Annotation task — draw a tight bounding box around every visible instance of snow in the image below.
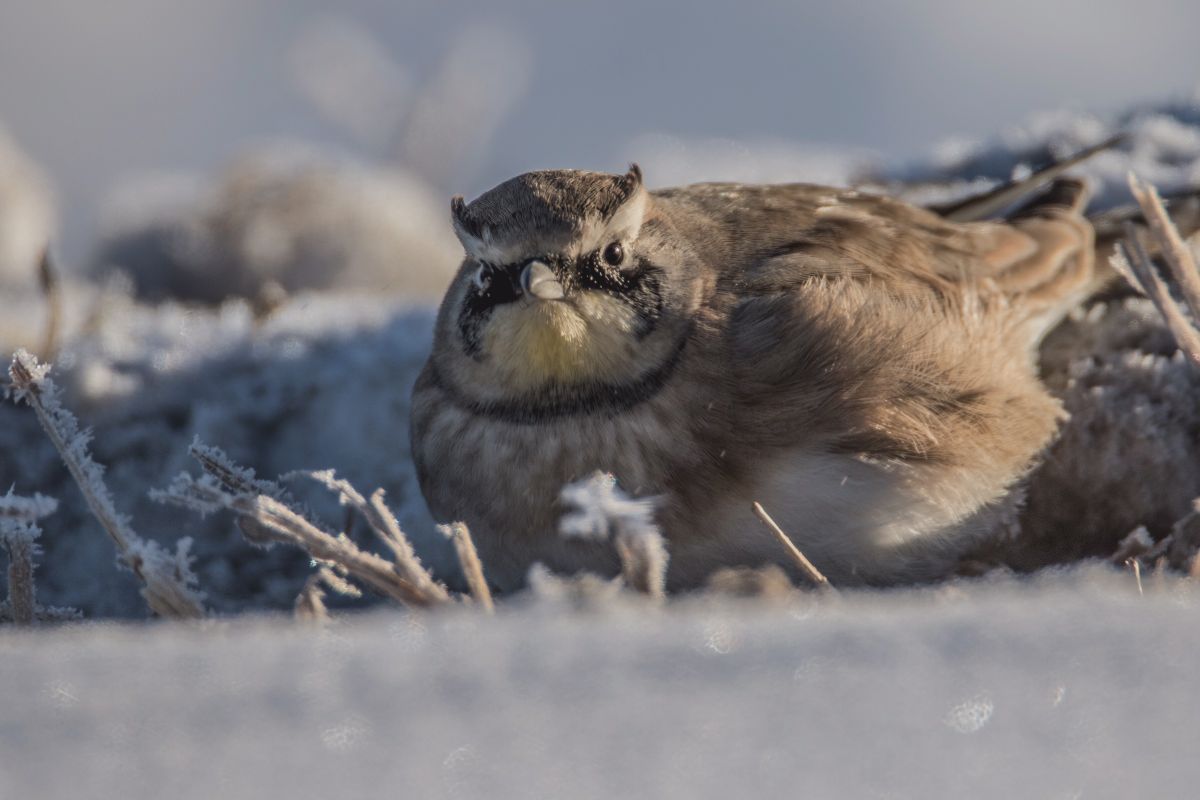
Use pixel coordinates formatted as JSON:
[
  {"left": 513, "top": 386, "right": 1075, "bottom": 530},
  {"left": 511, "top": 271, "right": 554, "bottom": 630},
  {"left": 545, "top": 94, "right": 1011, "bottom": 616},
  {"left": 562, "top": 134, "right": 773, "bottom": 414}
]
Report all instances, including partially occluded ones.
[
  {"left": 1, "top": 568, "right": 1198, "bottom": 798},
  {"left": 1, "top": 4, "right": 1200, "bottom": 790}
]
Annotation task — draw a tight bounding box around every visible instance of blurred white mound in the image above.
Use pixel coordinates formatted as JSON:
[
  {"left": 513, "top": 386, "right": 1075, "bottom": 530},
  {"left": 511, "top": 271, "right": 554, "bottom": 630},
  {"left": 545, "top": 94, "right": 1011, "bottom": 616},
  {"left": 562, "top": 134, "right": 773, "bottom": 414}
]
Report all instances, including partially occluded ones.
[
  {"left": 874, "top": 101, "right": 1200, "bottom": 212},
  {"left": 92, "top": 145, "right": 460, "bottom": 304},
  {"left": 0, "top": 126, "right": 54, "bottom": 289},
  {"left": 0, "top": 126, "right": 61, "bottom": 354}
]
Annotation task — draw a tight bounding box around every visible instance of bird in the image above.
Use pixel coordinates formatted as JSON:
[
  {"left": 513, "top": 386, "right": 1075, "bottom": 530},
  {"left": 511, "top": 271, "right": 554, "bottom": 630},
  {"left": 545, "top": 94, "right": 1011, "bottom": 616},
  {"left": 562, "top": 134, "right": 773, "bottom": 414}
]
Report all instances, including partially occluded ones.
[{"left": 410, "top": 147, "right": 1123, "bottom": 592}]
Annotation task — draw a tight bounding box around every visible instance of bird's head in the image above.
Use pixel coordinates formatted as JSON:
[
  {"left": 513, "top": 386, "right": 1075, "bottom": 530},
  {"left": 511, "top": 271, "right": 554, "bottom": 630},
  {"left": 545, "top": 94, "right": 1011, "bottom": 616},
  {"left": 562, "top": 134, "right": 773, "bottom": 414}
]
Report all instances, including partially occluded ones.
[{"left": 428, "top": 166, "right": 702, "bottom": 415}]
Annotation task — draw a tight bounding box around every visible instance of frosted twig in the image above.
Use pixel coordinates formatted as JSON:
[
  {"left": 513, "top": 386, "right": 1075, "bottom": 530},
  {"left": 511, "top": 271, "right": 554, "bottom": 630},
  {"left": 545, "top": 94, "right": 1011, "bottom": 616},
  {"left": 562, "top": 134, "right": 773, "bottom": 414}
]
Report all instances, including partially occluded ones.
[
  {"left": 0, "top": 490, "right": 55, "bottom": 626},
  {"left": 1117, "top": 229, "right": 1200, "bottom": 367},
  {"left": 0, "top": 490, "right": 58, "bottom": 521},
  {"left": 560, "top": 472, "right": 669, "bottom": 599},
  {"left": 8, "top": 350, "right": 205, "bottom": 619},
  {"left": 4, "top": 532, "right": 35, "bottom": 624},
  {"left": 1127, "top": 172, "right": 1200, "bottom": 324},
  {"left": 294, "top": 565, "right": 360, "bottom": 623},
  {"left": 752, "top": 502, "right": 835, "bottom": 592},
  {"left": 1116, "top": 173, "right": 1200, "bottom": 370},
  {"left": 613, "top": 531, "right": 669, "bottom": 598},
  {"left": 0, "top": 508, "right": 42, "bottom": 626},
  {"left": 294, "top": 573, "right": 329, "bottom": 623},
  {"left": 0, "top": 491, "right": 82, "bottom": 625},
  {"left": 300, "top": 470, "right": 449, "bottom": 604},
  {"left": 238, "top": 494, "right": 446, "bottom": 607},
  {"left": 157, "top": 451, "right": 450, "bottom": 609},
  {"left": 440, "top": 522, "right": 493, "bottom": 612},
  {"left": 190, "top": 439, "right": 289, "bottom": 500}
]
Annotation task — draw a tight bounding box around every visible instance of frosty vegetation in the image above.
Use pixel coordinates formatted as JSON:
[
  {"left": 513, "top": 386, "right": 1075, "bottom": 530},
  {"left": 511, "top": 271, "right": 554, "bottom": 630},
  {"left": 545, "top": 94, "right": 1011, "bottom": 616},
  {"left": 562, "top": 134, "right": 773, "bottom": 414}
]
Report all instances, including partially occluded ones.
[{"left": 2, "top": 99, "right": 1200, "bottom": 620}]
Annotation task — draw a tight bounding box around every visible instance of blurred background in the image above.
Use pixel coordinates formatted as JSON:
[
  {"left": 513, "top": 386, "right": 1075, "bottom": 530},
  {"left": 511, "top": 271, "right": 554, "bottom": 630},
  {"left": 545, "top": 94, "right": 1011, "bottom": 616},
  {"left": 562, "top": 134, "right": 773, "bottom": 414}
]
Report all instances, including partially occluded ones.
[{"left": 2, "top": 0, "right": 1199, "bottom": 266}]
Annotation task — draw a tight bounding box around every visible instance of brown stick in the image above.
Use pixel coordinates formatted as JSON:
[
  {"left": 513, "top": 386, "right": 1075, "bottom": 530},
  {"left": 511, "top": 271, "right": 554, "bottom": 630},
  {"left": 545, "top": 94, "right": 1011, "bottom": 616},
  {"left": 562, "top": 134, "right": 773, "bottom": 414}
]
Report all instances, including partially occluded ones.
[
  {"left": 1126, "top": 557, "right": 1144, "bottom": 597},
  {"left": 36, "top": 247, "right": 62, "bottom": 363},
  {"left": 752, "top": 502, "right": 836, "bottom": 592},
  {"left": 233, "top": 495, "right": 447, "bottom": 608},
  {"left": 1127, "top": 172, "right": 1200, "bottom": 324},
  {"left": 5, "top": 535, "right": 36, "bottom": 625},
  {"left": 442, "top": 522, "right": 494, "bottom": 613},
  {"left": 1117, "top": 228, "right": 1200, "bottom": 368},
  {"left": 10, "top": 351, "right": 205, "bottom": 619}
]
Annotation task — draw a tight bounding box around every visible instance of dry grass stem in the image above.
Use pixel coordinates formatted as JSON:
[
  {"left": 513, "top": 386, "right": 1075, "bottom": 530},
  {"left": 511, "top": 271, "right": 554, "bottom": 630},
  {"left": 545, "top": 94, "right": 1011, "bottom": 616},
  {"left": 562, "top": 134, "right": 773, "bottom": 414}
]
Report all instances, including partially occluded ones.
[
  {"left": 157, "top": 447, "right": 451, "bottom": 609},
  {"left": 235, "top": 494, "right": 447, "bottom": 608},
  {"left": 1116, "top": 173, "right": 1200, "bottom": 369},
  {"left": 752, "top": 501, "right": 836, "bottom": 592},
  {"left": 558, "top": 472, "right": 669, "bottom": 599},
  {"left": 0, "top": 492, "right": 82, "bottom": 625},
  {"left": 8, "top": 350, "right": 205, "bottom": 619},
  {"left": 302, "top": 470, "right": 449, "bottom": 605},
  {"left": 294, "top": 566, "right": 358, "bottom": 623},
  {"left": 3, "top": 531, "right": 36, "bottom": 625},
  {"left": 1116, "top": 230, "right": 1200, "bottom": 367},
  {"left": 1126, "top": 557, "right": 1144, "bottom": 596},
  {"left": 614, "top": 531, "right": 668, "bottom": 599},
  {"left": 37, "top": 247, "right": 62, "bottom": 362},
  {"left": 294, "top": 574, "right": 329, "bottom": 622},
  {"left": 190, "top": 440, "right": 289, "bottom": 499},
  {"left": 441, "top": 522, "right": 493, "bottom": 612},
  {"left": 937, "top": 134, "right": 1124, "bottom": 222},
  {"left": 1127, "top": 172, "right": 1200, "bottom": 322}
]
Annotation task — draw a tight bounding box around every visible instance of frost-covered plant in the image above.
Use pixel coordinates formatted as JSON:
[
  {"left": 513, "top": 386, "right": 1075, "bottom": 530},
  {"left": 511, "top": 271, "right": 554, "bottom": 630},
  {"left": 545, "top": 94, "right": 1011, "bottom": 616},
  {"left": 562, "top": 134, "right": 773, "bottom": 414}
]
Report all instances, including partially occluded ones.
[
  {"left": 1149, "top": 501, "right": 1200, "bottom": 575},
  {"left": 559, "top": 472, "right": 669, "bottom": 599},
  {"left": 294, "top": 564, "right": 361, "bottom": 623},
  {"left": 1117, "top": 172, "right": 1200, "bottom": 369},
  {"left": 439, "top": 521, "right": 493, "bottom": 613},
  {"left": 155, "top": 441, "right": 452, "bottom": 609},
  {"left": 0, "top": 488, "right": 55, "bottom": 624},
  {"left": 0, "top": 126, "right": 54, "bottom": 291},
  {"left": 7, "top": 350, "right": 205, "bottom": 619},
  {"left": 0, "top": 489, "right": 80, "bottom": 625}
]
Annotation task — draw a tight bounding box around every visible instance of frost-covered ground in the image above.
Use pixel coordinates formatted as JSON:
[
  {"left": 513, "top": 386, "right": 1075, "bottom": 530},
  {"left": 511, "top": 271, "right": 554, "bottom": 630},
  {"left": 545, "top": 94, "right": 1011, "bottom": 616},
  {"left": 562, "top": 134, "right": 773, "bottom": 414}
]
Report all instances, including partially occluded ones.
[
  {"left": 3, "top": 5, "right": 1200, "bottom": 793},
  {"left": 3, "top": 569, "right": 1199, "bottom": 799},
  {"left": 4, "top": 99, "right": 1200, "bottom": 616},
  {"left": 1, "top": 100, "right": 1198, "bottom": 792}
]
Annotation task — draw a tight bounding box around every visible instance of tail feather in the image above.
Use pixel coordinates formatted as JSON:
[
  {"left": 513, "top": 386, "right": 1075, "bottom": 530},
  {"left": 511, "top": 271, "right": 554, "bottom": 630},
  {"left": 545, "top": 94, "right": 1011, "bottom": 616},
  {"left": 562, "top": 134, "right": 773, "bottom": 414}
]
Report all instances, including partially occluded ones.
[{"left": 930, "top": 133, "right": 1126, "bottom": 223}]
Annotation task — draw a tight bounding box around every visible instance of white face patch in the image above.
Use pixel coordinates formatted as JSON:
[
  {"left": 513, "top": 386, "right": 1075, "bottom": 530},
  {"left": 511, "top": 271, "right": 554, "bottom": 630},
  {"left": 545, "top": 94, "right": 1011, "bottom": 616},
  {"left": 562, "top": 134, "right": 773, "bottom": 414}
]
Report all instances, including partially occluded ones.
[{"left": 573, "top": 186, "right": 648, "bottom": 259}]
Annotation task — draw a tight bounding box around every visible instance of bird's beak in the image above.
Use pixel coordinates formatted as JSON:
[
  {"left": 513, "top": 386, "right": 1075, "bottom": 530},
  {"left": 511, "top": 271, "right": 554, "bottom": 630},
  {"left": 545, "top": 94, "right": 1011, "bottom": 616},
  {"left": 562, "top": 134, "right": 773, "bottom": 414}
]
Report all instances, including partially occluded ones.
[{"left": 520, "top": 260, "right": 565, "bottom": 301}]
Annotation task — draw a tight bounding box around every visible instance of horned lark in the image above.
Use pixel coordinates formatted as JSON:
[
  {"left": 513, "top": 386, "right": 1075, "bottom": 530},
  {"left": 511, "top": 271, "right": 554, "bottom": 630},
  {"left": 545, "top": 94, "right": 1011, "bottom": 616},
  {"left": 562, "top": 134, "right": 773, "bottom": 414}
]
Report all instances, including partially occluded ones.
[{"left": 411, "top": 152, "right": 1112, "bottom": 591}]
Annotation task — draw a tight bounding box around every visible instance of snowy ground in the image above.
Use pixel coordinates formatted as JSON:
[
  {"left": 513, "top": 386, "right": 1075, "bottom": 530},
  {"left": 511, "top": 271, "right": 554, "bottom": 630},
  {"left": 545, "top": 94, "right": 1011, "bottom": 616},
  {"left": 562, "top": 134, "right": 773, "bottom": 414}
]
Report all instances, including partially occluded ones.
[
  {"left": 2, "top": 568, "right": 1198, "bottom": 799},
  {"left": 3, "top": 4, "right": 1200, "bottom": 794}
]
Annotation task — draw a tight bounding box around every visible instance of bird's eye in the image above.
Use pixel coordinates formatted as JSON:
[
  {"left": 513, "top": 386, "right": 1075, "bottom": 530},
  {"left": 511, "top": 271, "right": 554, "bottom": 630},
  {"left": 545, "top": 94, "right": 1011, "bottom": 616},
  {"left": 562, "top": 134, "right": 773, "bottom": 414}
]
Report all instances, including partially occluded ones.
[
  {"left": 602, "top": 241, "right": 625, "bottom": 267},
  {"left": 472, "top": 263, "right": 492, "bottom": 292}
]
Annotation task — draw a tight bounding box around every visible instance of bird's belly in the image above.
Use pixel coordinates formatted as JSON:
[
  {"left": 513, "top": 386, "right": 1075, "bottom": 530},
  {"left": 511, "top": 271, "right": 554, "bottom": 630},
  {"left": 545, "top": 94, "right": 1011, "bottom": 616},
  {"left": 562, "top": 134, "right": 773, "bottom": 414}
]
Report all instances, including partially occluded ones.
[
  {"left": 417, "top": 397, "right": 1014, "bottom": 590},
  {"left": 679, "top": 450, "right": 1008, "bottom": 586}
]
